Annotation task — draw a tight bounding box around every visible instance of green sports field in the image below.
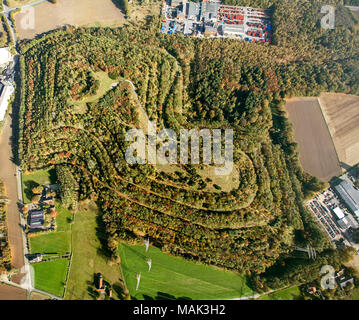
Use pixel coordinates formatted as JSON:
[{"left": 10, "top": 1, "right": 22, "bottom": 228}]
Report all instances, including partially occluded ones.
[
  {"left": 32, "top": 259, "right": 69, "bottom": 297},
  {"left": 119, "top": 243, "right": 254, "bottom": 300}
]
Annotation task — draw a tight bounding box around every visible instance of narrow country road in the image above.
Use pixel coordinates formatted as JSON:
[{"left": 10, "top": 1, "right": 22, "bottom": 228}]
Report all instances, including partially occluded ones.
[{"left": 2, "top": 0, "right": 18, "bottom": 45}]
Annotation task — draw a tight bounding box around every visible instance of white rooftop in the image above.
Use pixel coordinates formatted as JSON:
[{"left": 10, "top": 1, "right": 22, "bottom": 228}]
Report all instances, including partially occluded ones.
[
  {"left": 0, "top": 84, "right": 14, "bottom": 121},
  {"left": 0, "top": 48, "right": 12, "bottom": 66},
  {"left": 333, "top": 207, "right": 345, "bottom": 220}
]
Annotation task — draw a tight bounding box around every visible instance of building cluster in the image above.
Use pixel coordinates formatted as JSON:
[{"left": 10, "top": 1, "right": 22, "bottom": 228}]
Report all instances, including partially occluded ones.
[
  {"left": 0, "top": 47, "right": 14, "bottom": 122},
  {"left": 26, "top": 186, "right": 55, "bottom": 231},
  {"left": 96, "top": 273, "right": 112, "bottom": 299},
  {"left": 334, "top": 180, "right": 359, "bottom": 218},
  {"left": 161, "top": 0, "right": 271, "bottom": 42},
  {"left": 308, "top": 185, "right": 359, "bottom": 246},
  {"left": 306, "top": 268, "right": 354, "bottom": 299},
  {"left": 332, "top": 206, "right": 358, "bottom": 231}
]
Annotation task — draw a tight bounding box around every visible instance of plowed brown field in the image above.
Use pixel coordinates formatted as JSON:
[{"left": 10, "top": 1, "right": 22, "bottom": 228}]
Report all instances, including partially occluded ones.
[
  {"left": 286, "top": 97, "right": 341, "bottom": 181},
  {"left": 319, "top": 93, "right": 359, "bottom": 168}
]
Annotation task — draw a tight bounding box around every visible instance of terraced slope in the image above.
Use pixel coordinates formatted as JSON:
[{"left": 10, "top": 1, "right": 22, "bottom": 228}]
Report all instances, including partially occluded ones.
[{"left": 18, "top": 23, "right": 345, "bottom": 274}]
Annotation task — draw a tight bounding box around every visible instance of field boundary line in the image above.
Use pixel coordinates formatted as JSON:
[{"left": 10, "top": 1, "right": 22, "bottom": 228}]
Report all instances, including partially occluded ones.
[{"left": 62, "top": 210, "right": 75, "bottom": 299}]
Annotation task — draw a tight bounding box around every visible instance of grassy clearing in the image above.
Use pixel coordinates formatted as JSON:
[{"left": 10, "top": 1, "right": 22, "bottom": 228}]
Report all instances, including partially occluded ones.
[
  {"left": 30, "top": 231, "right": 70, "bottom": 254},
  {"left": 32, "top": 258, "right": 69, "bottom": 297},
  {"left": 119, "top": 243, "right": 254, "bottom": 300},
  {"left": 70, "top": 71, "right": 115, "bottom": 113},
  {"left": 128, "top": 2, "right": 161, "bottom": 26},
  {"left": 258, "top": 286, "right": 302, "bottom": 300},
  {"left": 65, "top": 201, "right": 125, "bottom": 300},
  {"left": 22, "top": 168, "right": 56, "bottom": 203}
]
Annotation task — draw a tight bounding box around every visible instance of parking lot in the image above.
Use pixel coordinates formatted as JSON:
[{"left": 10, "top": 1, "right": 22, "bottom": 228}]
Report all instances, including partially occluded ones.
[{"left": 308, "top": 185, "right": 359, "bottom": 249}]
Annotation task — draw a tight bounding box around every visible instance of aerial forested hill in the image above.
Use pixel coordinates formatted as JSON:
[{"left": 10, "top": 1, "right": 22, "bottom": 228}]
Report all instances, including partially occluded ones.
[{"left": 17, "top": 0, "right": 358, "bottom": 284}]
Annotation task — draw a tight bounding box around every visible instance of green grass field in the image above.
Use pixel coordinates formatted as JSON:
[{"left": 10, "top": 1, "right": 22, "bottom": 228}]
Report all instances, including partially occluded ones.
[
  {"left": 65, "top": 202, "right": 124, "bottom": 300},
  {"left": 119, "top": 243, "right": 254, "bottom": 300},
  {"left": 22, "top": 168, "right": 56, "bottom": 203},
  {"left": 30, "top": 204, "right": 72, "bottom": 254},
  {"left": 70, "top": 71, "right": 115, "bottom": 113},
  {"left": 258, "top": 286, "right": 302, "bottom": 300},
  {"left": 30, "top": 232, "right": 71, "bottom": 254},
  {"left": 32, "top": 259, "right": 69, "bottom": 297}
]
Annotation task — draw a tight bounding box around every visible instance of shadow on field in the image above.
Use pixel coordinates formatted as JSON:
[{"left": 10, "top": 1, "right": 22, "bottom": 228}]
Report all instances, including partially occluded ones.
[
  {"left": 95, "top": 214, "right": 112, "bottom": 258},
  {"left": 23, "top": 180, "right": 39, "bottom": 202},
  {"left": 111, "top": 0, "right": 125, "bottom": 14}
]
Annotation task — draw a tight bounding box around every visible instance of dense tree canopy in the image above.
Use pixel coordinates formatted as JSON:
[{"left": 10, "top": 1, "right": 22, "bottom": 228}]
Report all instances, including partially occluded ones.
[{"left": 18, "top": 0, "right": 358, "bottom": 287}]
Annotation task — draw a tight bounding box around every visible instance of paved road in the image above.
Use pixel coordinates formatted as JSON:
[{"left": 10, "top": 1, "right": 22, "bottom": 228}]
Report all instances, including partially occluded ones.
[
  {"left": 345, "top": 5, "right": 359, "bottom": 12},
  {"left": 3, "top": 1, "right": 18, "bottom": 45},
  {"left": 2, "top": 0, "right": 48, "bottom": 14}
]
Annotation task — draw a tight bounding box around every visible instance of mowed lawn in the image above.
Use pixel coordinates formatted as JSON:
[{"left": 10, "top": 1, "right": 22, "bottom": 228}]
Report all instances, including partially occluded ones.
[
  {"left": 65, "top": 202, "right": 124, "bottom": 300},
  {"left": 22, "top": 168, "right": 56, "bottom": 203},
  {"left": 30, "top": 204, "right": 72, "bottom": 254},
  {"left": 258, "top": 286, "right": 302, "bottom": 300},
  {"left": 32, "top": 259, "right": 69, "bottom": 297},
  {"left": 119, "top": 243, "right": 254, "bottom": 300}
]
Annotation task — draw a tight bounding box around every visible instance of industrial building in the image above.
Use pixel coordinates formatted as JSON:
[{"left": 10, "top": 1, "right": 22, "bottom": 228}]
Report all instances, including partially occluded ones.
[
  {"left": 187, "top": 1, "right": 200, "bottom": 20},
  {"left": 0, "top": 48, "right": 12, "bottom": 68},
  {"left": 200, "top": 2, "right": 219, "bottom": 22},
  {"left": 0, "top": 82, "right": 14, "bottom": 122},
  {"left": 163, "top": 0, "right": 271, "bottom": 42},
  {"left": 220, "top": 24, "right": 245, "bottom": 36},
  {"left": 333, "top": 207, "right": 345, "bottom": 220},
  {"left": 334, "top": 180, "right": 359, "bottom": 217},
  {"left": 336, "top": 215, "right": 358, "bottom": 230}
]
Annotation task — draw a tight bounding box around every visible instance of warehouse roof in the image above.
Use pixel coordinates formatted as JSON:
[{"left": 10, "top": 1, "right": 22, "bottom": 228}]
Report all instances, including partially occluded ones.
[
  {"left": 0, "top": 48, "right": 12, "bottom": 66},
  {"left": 187, "top": 1, "right": 200, "bottom": 17},
  {"left": 335, "top": 180, "right": 359, "bottom": 217},
  {"left": 333, "top": 207, "right": 345, "bottom": 220}
]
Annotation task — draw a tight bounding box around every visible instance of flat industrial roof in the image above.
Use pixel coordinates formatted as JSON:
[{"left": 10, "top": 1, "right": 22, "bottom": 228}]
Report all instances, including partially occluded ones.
[{"left": 333, "top": 207, "right": 345, "bottom": 219}]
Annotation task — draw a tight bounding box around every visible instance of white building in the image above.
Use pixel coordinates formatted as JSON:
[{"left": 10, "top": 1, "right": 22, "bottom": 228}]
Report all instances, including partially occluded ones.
[
  {"left": 333, "top": 207, "right": 345, "bottom": 220},
  {"left": 0, "top": 48, "right": 12, "bottom": 67},
  {"left": 0, "top": 83, "right": 14, "bottom": 121}
]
